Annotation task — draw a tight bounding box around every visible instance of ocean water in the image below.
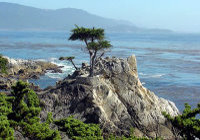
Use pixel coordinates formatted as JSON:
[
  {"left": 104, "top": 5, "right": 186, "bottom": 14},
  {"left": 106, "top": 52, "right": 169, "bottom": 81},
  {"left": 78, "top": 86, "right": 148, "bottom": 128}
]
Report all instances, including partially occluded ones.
[{"left": 0, "top": 31, "right": 200, "bottom": 112}]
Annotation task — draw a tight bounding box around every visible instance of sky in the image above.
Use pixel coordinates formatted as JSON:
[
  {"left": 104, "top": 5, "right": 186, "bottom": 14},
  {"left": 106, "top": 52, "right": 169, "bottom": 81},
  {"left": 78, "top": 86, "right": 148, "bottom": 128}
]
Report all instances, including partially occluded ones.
[{"left": 1, "top": 0, "right": 200, "bottom": 33}]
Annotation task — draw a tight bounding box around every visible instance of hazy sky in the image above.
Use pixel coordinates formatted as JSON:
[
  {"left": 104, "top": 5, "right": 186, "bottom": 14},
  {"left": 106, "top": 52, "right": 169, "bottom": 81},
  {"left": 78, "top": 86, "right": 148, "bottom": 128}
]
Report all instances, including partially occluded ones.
[{"left": 1, "top": 0, "right": 200, "bottom": 33}]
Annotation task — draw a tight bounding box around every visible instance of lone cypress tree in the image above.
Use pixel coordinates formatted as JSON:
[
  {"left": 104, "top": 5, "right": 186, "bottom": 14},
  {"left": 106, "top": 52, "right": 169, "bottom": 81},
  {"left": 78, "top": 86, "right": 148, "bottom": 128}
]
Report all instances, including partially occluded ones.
[{"left": 69, "top": 25, "right": 112, "bottom": 76}]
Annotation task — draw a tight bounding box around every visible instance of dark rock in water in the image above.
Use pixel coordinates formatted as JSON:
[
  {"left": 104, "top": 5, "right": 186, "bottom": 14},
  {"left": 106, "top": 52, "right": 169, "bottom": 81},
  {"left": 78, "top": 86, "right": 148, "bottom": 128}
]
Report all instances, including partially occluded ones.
[
  {"left": 48, "top": 68, "right": 63, "bottom": 73},
  {"left": 40, "top": 54, "right": 179, "bottom": 139},
  {"left": 29, "top": 74, "right": 40, "bottom": 79}
]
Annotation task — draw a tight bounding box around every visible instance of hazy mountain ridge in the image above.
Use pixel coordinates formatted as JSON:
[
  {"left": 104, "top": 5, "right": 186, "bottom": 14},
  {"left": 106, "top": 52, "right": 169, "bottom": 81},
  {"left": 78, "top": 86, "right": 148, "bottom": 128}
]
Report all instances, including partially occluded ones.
[{"left": 0, "top": 2, "right": 172, "bottom": 33}]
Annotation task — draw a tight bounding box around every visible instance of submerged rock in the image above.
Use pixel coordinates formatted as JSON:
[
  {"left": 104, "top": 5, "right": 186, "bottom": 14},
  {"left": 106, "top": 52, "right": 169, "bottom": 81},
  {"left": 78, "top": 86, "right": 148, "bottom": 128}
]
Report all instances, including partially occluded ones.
[{"left": 40, "top": 54, "right": 179, "bottom": 138}]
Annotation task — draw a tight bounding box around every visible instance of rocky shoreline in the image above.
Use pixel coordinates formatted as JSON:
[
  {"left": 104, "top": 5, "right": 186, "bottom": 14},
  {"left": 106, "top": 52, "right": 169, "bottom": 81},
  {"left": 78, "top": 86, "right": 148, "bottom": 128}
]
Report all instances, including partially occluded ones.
[
  {"left": 0, "top": 56, "right": 62, "bottom": 91},
  {"left": 39, "top": 54, "right": 179, "bottom": 139},
  {"left": 0, "top": 54, "right": 181, "bottom": 139}
]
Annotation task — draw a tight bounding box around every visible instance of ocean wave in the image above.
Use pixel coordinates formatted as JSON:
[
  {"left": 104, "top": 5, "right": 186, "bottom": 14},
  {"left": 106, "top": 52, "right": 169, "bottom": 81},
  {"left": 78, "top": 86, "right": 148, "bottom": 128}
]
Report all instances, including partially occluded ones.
[
  {"left": 139, "top": 72, "right": 165, "bottom": 78},
  {"left": 35, "top": 58, "right": 47, "bottom": 61},
  {"left": 139, "top": 72, "right": 147, "bottom": 76},
  {"left": 45, "top": 57, "right": 75, "bottom": 79}
]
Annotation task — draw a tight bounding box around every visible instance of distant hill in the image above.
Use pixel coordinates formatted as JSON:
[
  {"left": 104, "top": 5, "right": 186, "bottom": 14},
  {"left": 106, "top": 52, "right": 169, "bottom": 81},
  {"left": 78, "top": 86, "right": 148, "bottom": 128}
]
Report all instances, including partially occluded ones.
[{"left": 0, "top": 2, "right": 172, "bottom": 33}]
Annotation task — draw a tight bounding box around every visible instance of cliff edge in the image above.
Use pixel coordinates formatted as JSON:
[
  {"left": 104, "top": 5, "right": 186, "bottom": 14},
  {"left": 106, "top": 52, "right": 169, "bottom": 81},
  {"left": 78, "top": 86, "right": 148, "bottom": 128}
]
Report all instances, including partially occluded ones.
[{"left": 40, "top": 54, "right": 179, "bottom": 138}]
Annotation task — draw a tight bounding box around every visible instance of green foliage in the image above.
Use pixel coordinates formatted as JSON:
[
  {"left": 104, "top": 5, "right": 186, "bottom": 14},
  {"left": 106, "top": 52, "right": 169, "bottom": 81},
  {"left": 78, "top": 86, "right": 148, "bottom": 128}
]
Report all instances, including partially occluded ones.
[
  {"left": 163, "top": 103, "right": 200, "bottom": 139},
  {"left": 54, "top": 116, "right": 103, "bottom": 140},
  {"left": 59, "top": 56, "right": 75, "bottom": 61},
  {"left": 0, "top": 81, "right": 61, "bottom": 140},
  {"left": 69, "top": 25, "right": 104, "bottom": 41},
  {"left": 54, "top": 117, "right": 158, "bottom": 140},
  {"left": 69, "top": 25, "right": 112, "bottom": 76},
  {"left": 11, "top": 80, "right": 41, "bottom": 123},
  {"left": 46, "top": 112, "right": 54, "bottom": 124},
  {"left": 0, "top": 93, "right": 14, "bottom": 116},
  {"left": 0, "top": 55, "right": 8, "bottom": 74},
  {"left": 87, "top": 40, "right": 111, "bottom": 51},
  {"left": 0, "top": 94, "right": 15, "bottom": 140},
  {"left": 19, "top": 118, "right": 61, "bottom": 140},
  {"left": 10, "top": 80, "right": 61, "bottom": 140},
  {"left": 0, "top": 115, "right": 15, "bottom": 140}
]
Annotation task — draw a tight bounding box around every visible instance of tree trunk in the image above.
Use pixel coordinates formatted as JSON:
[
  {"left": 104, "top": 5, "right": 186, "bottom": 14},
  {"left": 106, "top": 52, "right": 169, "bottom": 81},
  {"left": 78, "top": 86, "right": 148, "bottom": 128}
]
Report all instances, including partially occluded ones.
[
  {"left": 89, "top": 55, "right": 95, "bottom": 77},
  {"left": 89, "top": 51, "right": 97, "bottom": 77},
  {"left": 70, "top": 60, "right": 77, "bottom": 70}
]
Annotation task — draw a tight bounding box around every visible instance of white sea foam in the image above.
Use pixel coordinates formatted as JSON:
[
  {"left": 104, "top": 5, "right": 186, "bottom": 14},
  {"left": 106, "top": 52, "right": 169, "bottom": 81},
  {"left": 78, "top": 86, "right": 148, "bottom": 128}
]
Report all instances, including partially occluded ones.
[
  {"left": 150, "top": 74, "right": 165, "bottom": 78},
  {"left": 139, "top": 72, "right": 147, "bottom": 76},
  {"left": 45, "top": 58, "right": 75, "bottom": 79},
  {"left": 139, "top": 72, "right": 165, "bottom": 78},
  {"left": 141, "top": 82, "right": 146, "bottom": 85},
  {"left": 35, "top": 58, "right": 46, "bottom": 62}
]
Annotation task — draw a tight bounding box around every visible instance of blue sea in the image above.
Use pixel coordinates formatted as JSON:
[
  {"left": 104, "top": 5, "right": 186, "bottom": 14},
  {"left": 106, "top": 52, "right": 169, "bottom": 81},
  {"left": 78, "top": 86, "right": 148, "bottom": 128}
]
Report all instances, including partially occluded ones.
[{"left": 1, "top": 31, "right": 200, "bottom": 112}]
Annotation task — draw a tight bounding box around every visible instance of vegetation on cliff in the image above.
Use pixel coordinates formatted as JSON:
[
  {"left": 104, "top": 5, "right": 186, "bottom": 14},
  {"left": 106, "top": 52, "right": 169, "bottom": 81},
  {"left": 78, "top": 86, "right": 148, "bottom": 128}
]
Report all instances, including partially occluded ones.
[
  {"left": 0, "top": 81, "right": 161, "bottom": 140},
  {"left": 0, "top": 26, "right": 199, "bottom": 139},
  {"left": 163, "top": 103, "right": 200, "bottom": 139},
  {"left": 0, "top": 93, "right": 15, "bottom": 139},
  {"left": 55, "top": 116, "right": 103, "bottom": 139},
  {"left": 0, "top": 55, "right": 8, "bottom": 74},
  {"left": 0, "top": 81, "right": 61, "bottom": 140}
]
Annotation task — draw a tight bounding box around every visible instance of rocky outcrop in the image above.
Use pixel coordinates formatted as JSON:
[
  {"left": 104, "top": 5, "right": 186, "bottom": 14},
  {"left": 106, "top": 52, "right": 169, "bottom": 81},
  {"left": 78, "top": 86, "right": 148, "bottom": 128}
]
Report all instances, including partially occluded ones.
[
  {"left": 0, "top": 75, "right": 16, "bottom": 91},
  {"left": 0, "top": 57, "right": 62, "bottom": 91},
  {"left": 40, "top": 55, "right": 179, "bottom": 139},
  {"left": 5, "top": 57, "right": 62, "bottom": 79}
]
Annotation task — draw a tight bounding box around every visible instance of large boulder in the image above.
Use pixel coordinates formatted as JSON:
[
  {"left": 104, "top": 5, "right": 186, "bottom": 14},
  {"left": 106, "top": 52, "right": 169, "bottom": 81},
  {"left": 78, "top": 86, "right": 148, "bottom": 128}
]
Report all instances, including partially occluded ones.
[{"left": 40, "top": 55, "right": 179, "bottom": 138}]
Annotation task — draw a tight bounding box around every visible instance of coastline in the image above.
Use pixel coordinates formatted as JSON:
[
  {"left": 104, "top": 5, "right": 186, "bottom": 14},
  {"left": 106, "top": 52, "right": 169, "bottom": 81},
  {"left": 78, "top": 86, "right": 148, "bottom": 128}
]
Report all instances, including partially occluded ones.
[{"left": 1, "top": 31, "right": 200, "bottom": 112}]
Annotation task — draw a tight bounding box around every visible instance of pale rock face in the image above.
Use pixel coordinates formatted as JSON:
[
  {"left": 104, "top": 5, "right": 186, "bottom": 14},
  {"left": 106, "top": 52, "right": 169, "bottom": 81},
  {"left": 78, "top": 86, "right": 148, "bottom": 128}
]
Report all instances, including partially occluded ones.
[{"left": 40, "top": 54, "right": 179, "bottom": 138}]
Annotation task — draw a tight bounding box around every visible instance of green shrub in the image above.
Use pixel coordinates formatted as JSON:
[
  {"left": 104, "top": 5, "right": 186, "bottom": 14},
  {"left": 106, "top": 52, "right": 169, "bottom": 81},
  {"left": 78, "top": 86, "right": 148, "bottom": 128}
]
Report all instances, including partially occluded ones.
[
  {"left": 10, "top": 80, "right": 61, "bottom": 140},
  {"left": 0, "top": 81, "right": 61, "bottom": 140},
  {"left": 163, "top": 103, "right": 200, "bottom": 139},
  {"left": 0, "top": 55, "right": 8, "bottom": 74},
  {"left": 10, "top": 80, "right": 41, "bottom": 123},
  {"left": 20, "top": 118, "right": 61, "bottom": 140},
  {"left": 0, "top": 94, "right": 15, "bottom": 140},
  {"left": 54, "top": 116, "right": 103, "bottom": 140}
]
